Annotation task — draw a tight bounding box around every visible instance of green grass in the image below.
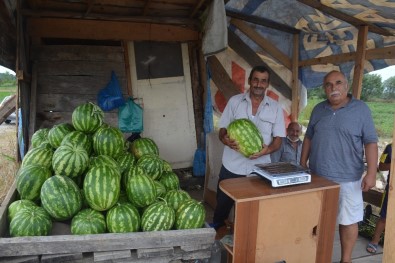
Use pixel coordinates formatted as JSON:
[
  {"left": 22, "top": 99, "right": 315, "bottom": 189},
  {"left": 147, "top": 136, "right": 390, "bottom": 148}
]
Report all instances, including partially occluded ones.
[
  {"left": 0, "top": 84, "right": 17, "bottom": 102},
  {"left": 367, "top": 101, "right": 395, "bottom": 139},
  {"left": 299, "top": 98, "right": 395, "bottom": 139}
]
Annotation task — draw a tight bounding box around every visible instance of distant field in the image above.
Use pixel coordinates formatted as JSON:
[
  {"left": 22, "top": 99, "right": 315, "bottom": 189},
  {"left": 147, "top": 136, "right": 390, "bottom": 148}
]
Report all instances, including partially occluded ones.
[
  {"left": 367, "top": 101, "right": 395, "bottom": 139},
  {"left": 299, "top": 98, "right": 395, "bottom": 139},
  {"left": 0, "top": 84, "right": 17, "bottom": 102}
]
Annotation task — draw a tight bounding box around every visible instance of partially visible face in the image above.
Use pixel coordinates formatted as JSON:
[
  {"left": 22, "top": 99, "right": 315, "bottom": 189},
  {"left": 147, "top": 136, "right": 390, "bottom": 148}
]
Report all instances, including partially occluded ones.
[
  {"left": 287, "top": 123, "right": 301, "bottom": 142},
  {"left": 323, "top": 71, "right": 349, "bottom": 106},
  {"left": 248, "top": 71, "right": 270, "bottom": 97}
]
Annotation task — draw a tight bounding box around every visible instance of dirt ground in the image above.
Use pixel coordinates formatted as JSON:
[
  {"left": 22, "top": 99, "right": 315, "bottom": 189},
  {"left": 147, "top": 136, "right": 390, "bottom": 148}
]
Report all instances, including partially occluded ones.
[{"left": 0, "top": 123, "right": 18, "bottom": 204}]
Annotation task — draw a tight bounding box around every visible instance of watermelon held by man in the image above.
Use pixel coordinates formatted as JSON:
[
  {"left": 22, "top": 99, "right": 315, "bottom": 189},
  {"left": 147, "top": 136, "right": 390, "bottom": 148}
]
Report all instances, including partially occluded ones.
[{"left": 227, "top": 118, "right": 264, "bottom": 157}]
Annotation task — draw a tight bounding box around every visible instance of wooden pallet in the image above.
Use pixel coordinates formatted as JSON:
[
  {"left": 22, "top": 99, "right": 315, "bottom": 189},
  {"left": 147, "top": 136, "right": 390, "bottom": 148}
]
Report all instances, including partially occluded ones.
[
  {"left": 0, "top": 182, "right": 216, "bottom": 262},
  {"left": 0, "top": 94, "right": 16, "bottom": 124}
]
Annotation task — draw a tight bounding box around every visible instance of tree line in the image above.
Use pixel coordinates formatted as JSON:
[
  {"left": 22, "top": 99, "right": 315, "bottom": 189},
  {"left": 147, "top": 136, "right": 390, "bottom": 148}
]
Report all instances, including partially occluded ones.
[
  {"left": 0, "top": 72, "right": 17, "bottom": 86},
  {"left": 308, "top": 74, "right": 395, "bottom": 101}
]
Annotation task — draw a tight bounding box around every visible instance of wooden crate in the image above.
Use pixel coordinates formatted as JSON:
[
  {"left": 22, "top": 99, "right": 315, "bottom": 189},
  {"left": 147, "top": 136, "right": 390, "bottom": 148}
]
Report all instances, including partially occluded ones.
[{"left": 0, "top": 182, "right": 216, "bottom": 262}]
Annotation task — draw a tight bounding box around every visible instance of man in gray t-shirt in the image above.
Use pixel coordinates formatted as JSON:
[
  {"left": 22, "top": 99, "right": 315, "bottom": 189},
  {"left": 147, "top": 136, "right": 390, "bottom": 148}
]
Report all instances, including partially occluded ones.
[{"left": 300, "top": 70, "right": 378, "bottom": 263}]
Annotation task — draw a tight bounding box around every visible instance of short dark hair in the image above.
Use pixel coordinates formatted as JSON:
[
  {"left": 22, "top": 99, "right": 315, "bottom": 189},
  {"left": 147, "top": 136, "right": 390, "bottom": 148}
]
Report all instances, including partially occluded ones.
[{"left": 248, "top": 65, "right": 271, "bottom": 82}]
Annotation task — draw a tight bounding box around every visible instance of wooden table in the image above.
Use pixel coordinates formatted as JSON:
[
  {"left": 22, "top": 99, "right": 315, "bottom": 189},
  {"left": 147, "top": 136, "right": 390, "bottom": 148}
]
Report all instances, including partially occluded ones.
[{"left": 220, "top": 175, "right": 340, "bottom": 263}]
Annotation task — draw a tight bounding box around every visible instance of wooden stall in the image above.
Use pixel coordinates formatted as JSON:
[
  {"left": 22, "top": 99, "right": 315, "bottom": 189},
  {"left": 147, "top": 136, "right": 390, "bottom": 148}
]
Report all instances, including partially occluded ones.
[{"left": 220, "top": 175, "right": 339, "bottom": 263}]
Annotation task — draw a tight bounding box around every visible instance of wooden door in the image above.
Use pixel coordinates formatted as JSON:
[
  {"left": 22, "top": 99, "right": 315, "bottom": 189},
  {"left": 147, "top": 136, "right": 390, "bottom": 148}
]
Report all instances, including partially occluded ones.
[{"left": 128, "top": 42, "right": 197, "bottom": 169}]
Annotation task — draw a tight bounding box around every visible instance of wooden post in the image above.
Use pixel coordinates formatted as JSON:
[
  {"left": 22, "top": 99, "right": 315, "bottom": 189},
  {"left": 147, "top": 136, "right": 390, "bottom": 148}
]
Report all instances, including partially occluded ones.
[
  {"left": 383, "top": 113, "right": 395, "bottom": 262},
  {"left": 122, "top": 41, "right": 133, "bottom": 96},
  {"left": 351, "top": 25, "right": 368, "bottom": 99},
  {"left": 291, "top": 33, "right": 299, "bottom": 122},
  {"left": 28, "top": 62, "right": 37, "bottom": 145}
]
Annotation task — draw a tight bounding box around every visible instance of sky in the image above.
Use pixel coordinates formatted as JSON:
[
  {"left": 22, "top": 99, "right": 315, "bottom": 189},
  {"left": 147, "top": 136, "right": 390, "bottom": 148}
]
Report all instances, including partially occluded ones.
[
  {"left": 1, "top": 64, "right": 394, "bottom": 80},
  {"left": 0, "top": 66, "right": 15, "bottom": 75},
  {"left": 367, "top": 65, "right": 395, "bottom": 81}
]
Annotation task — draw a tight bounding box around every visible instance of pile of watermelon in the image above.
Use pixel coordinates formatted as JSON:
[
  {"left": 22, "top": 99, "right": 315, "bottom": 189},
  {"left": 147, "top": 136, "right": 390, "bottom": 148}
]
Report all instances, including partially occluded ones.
[{"left": 8, "top": 102, "right": 205, "bottom": 237}]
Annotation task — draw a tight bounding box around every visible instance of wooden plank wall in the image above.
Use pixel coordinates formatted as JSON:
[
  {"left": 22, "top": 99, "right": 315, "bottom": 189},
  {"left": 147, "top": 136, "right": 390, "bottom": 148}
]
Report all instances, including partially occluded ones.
[{"left": 30, "top": 44, "right": 127, "bottom": 132}]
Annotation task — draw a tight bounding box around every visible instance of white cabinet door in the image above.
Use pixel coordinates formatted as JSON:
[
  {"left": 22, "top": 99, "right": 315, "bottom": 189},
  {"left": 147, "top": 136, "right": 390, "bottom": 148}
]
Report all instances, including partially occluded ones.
[{"left": 128, "top": 42, "right": 196, "bottom": 169}]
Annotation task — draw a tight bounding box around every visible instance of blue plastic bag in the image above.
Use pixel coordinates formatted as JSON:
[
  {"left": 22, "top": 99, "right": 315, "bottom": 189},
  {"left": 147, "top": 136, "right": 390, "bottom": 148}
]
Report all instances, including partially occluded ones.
[
  {"left": 98, "top": 71, "right": 125, "bottom": 111},
  {"left": 118, "top": 97, "right": 143, "bottom": 133},
  {"left": 193, "top": 148, "right": 206, "bottom": 177}
]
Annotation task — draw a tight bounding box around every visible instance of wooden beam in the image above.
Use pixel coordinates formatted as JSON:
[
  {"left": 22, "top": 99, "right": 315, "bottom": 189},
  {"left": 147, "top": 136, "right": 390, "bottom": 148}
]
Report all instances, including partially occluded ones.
[
  {"left": 366, "top": 46, "right": 395, "bottom": 60},
  {"left": 28, "top": 63, "right": 38, "bottom": 148},
  {"left": 297, "top": 0, "right": 392, "bottom": 36},
  {"left": 27, "top": 17, "right": 199, "bottom": 42},
  {"left": 16, "top": 70, "right": 31, "bottom": 83},
  {"left": 207, "top": 56, "right": 240, "bottom": 101},
  {"left": 122, "top": 41, "right": 132, "bottom": 97},
  {"left": 383, "top": 117, "right": 395, "bottom": 263},
  {"left": 291, "top": 34, "right": 299, "bottom": 121},
  {"left": 352, "top": 25, "right": 368, "bottom": 99},
  {"left": 299, "top": 52, "right": 356, "bottom": 67},
  {"left": 299, "top": 45, "right": 395, "bottom": 68},
  {"left": 226, "top": 10, "right": 300, "bottom": 34},
  {"left": 190, "top": 0, "right": 206, "bottom": 18},
  {"left": 230, "top": 18, "right": 292, "bottom": 70},
  {"left": 84, "top": 0, "right": 96, "bottom": 17},
  {"left": 142, "top": 0, "right": 152, "bottom": 16},
  {"left": 20, "top": 9, "right": 200, "bottom": 27},
  {"left": 228, "top": 29, "right": 292, "bottom": 100}
]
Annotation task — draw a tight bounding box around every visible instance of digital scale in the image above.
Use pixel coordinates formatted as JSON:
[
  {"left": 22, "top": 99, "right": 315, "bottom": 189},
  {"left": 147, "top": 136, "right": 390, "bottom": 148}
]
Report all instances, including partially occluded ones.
[{"left": 250, "top": 162, "right": 311, "bottom": 187}]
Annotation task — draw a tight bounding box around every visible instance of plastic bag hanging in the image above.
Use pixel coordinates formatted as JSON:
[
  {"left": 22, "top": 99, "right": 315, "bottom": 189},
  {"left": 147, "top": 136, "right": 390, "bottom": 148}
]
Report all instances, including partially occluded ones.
[
  {"left": 118, "top": 97, "right": 143, "bottom": 133},
  {"left": 98, "top": 71, "right": 125, "bottom": 111}
]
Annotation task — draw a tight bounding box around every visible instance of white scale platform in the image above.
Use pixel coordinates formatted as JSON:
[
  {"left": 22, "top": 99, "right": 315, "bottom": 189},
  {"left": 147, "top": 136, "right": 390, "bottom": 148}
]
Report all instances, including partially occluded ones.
[{"left": 251, "top": 162, "right": 311, "bottom": 187}]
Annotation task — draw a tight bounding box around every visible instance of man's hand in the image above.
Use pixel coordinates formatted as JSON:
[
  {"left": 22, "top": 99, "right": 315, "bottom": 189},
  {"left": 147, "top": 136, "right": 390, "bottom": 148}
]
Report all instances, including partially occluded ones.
[
  {"left": 249, "top": 144, "right": 269, "bottom": 160},
  {"left": 222, "top": 134, "right": 239, "bottom": 151},
  {"left": 361, "top": 173, "right": 376, "bottom": 192}
]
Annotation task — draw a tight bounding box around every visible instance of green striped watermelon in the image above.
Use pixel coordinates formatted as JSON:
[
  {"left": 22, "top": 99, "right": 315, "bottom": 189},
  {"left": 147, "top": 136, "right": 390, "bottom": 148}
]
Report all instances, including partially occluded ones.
[
  {"left": 22, "top": 143, "right": 54, "bottom": 169},
  {"left": 227, "top": 118, "right": 263, "bottom": 157},
  {"left": 72, "top": 102, "right": 104, "bottom": 134},
  {"left": 162, "top": 160, "right": 172, "bottom": 172},
  {"left": 47, "top": 123, "right": 75, "bottom": 149},
  {"left": 141, "top": 201, "right": 175, "bottom": 231},
  {"left": 30, "top": 128, "right": 50, "bottom": 149},
  {"left": 61, "top": 130, "right": 93, "bottom": 155},
  {"left": 83, "top": 165, "right": 121, "bottom": 211},
  {"left": 175, "top": 199, "right": 206, "bottom": 230},
  {"left": 126, "top": 174, "right": 156, "bottom": 208},
  {"left": 40, "top": 175, "right": 82, "bottom": 220},
  {"left": 52, "top": 143, "right": 89, "bottom": 178},
  {"left": 121, "top": 166, "right": 145, "bottom": 191},
  {"left": 131, "top": 138, "right": 159, "bottom": 159},
  {"left": 164, "top": 189, "right": 191, "bottom": 211},
  {"left": 89, "top": 155, "right": 119, "bottom": 173},
  {"left": 92, "top": 125, "right": 124, "bottom": 159},
  {"left": 71, "top": 208, "right": 106, "bottom": 235},
  {"left": 16, "top": 164, "right": 52, "bottom": 201},
  {"left": 159, "top": 171, "right": 180, "bottom": 191},
  {"left": 153, "top": 181, "right": 166, "bottom": 198},
  {"left": 10, "top": 205, "right": 52, "bottom": 237},
  {"left": 136, "top": 154, "right": 164, "bottom": 180},
  {"left": 106, "top": 202, "right": 140, "bottom": 233},
  {"left": 7, "top": 199, "right": 37, "bottom": 223},
  {"left": 116, "top": 151, "right": 136, "bottom": 175}
]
